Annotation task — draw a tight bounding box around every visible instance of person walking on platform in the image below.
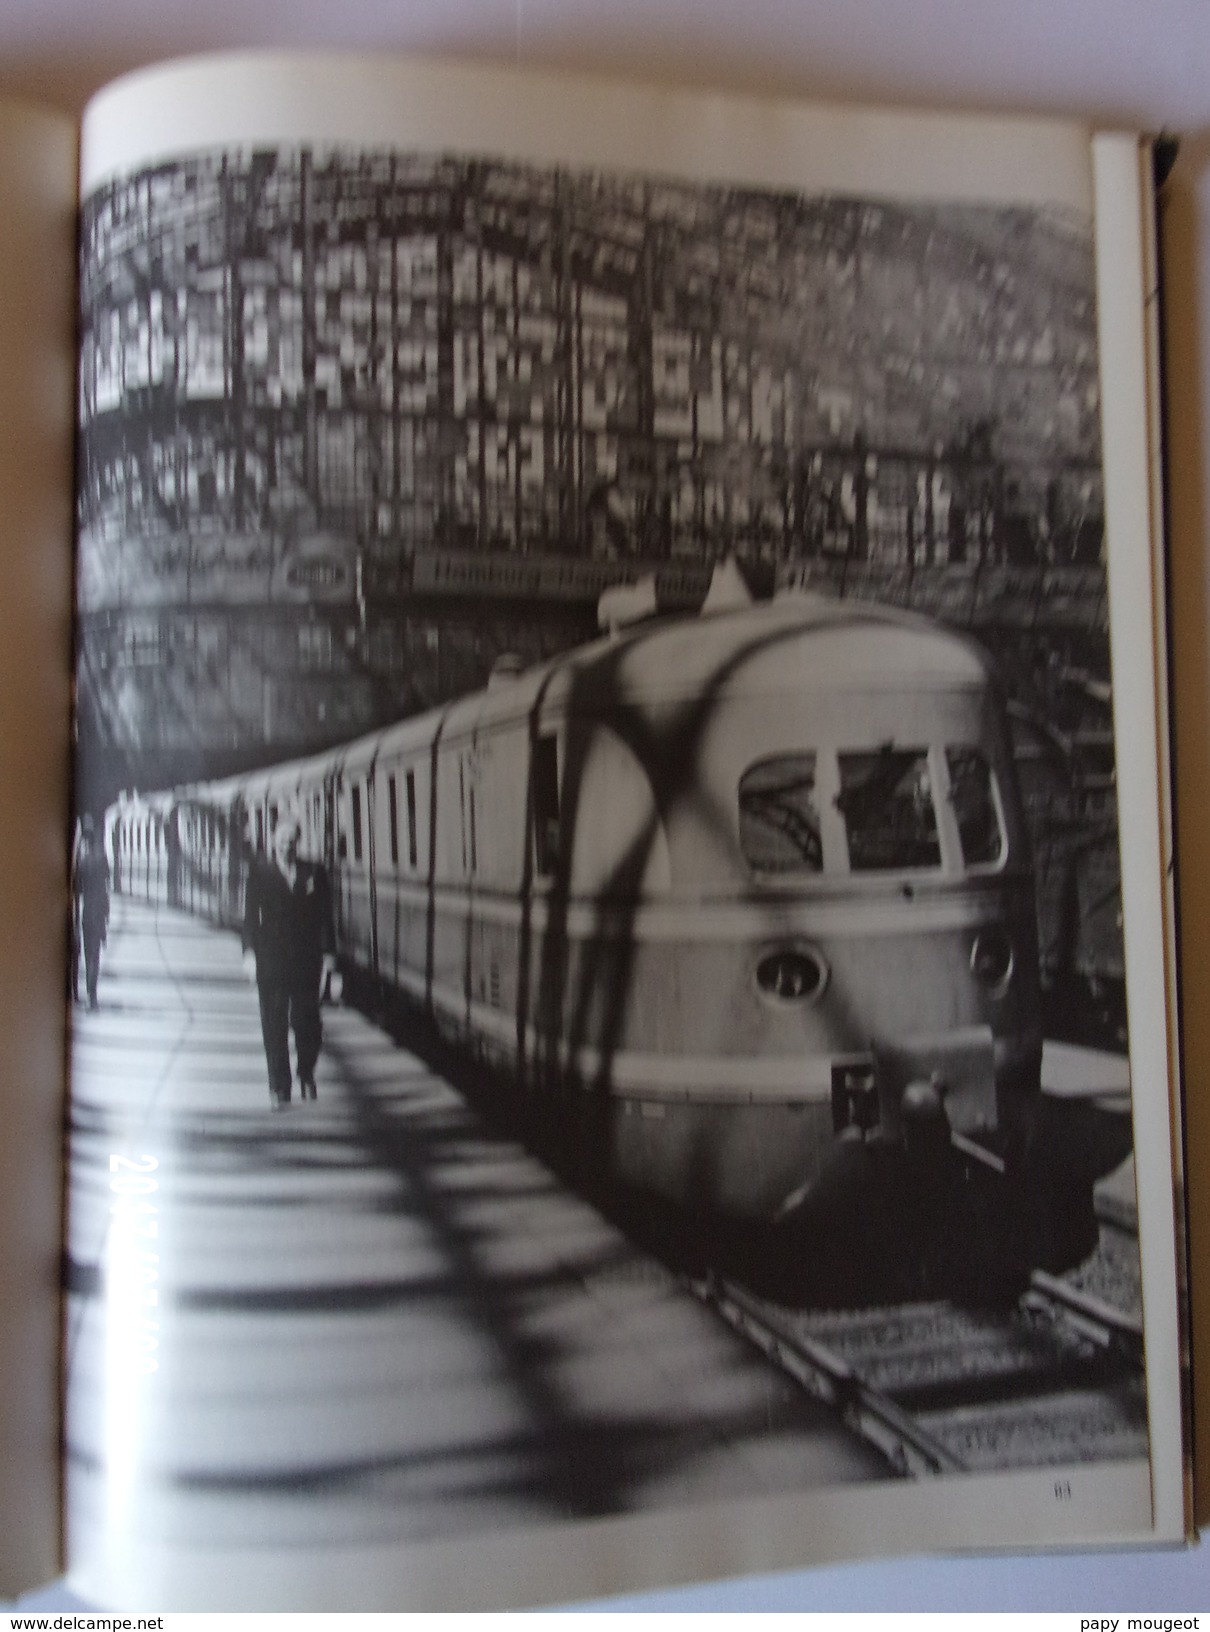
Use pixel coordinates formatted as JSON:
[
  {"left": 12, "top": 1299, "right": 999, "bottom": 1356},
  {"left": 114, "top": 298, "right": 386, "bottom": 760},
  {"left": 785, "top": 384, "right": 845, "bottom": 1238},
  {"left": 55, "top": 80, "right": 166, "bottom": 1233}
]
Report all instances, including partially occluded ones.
[
  {"left": 73, "top": 814, "right": 110, "bottom": 1011},
  {"left": 242, "top": 809, "right": 335, "bottom": 1110}
]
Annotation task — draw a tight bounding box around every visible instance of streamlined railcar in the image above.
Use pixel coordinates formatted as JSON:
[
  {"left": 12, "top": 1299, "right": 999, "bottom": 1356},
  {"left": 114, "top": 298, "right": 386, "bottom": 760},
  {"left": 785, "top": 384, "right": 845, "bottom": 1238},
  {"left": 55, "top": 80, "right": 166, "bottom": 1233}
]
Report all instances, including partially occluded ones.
[{"left": 113, "top": 595, "right": 1072, "bottom": 1252}]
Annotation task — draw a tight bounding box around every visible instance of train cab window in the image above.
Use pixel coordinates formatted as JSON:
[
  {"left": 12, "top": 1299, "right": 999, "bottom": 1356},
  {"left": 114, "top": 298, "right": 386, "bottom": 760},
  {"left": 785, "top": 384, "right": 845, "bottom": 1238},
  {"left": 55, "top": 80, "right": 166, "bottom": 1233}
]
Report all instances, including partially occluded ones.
[
  {"left": 387, "top": 774, "right": 400, "bottom": 866},
  {"left": 738, "top": 755, "right": 822, "bottom": 873},
  {"left": 532, "top": 734, "right": 561, "bottom": 877},
  {"left": 837, "top": 747, "right": 940, "bottom": 871},
  {"left": 405, "top": 770, "right": 418, "bottom": 868},
  {"left": 351, "top": 784, "right": 364, "bottom": 864},
  {"left": 946, "top": 746, "right": 1004, "bottom": 867}
]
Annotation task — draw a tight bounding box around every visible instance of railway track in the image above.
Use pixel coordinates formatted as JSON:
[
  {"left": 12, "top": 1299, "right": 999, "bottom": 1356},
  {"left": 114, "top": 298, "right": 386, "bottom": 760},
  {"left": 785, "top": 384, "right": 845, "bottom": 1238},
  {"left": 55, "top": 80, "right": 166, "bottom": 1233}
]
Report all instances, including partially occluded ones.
[
  {"left": 690, "top": 1236, "right": 1148, "bottom": 1478},
  {"left": 346, "top": 956, "right": 1146, "bottom": 1483}
]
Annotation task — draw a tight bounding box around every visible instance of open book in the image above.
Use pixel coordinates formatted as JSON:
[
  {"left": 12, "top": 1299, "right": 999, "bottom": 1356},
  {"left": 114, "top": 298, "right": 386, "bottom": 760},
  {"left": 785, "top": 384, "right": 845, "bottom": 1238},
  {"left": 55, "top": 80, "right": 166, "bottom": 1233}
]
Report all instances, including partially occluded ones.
[{"left": 0, "top": 52, "right": 1191, "bottom": 1610}]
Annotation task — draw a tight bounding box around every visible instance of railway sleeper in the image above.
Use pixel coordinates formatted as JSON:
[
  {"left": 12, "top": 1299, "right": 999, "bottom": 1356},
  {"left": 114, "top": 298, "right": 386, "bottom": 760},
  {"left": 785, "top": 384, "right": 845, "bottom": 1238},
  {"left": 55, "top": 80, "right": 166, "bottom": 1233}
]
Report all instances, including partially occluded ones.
[{"left": 883, "top": 1348, "right": 1137, "bottom": 1414}]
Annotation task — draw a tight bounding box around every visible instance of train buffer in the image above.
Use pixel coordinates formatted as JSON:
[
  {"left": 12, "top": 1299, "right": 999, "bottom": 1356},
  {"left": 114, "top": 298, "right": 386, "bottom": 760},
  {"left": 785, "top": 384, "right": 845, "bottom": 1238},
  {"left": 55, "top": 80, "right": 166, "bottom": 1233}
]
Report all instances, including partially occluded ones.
[
  {"left": 64, "top": 896, "right": 882, "bottom": 1595},
  {"left": 1039, "top": 1039, "right": 1135, "bottom": 1236},
  {"left": 1041, "top": 1039, "right": 1131, "bottom": 1112}
]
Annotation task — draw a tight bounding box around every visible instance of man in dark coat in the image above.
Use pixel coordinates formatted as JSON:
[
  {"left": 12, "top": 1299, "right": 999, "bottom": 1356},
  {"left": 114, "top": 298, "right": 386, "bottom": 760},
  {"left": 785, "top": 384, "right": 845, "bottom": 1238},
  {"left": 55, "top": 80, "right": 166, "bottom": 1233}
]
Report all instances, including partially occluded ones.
[
  {"left": 73, "top": 815, "right": 110, "bottom": 1011},
  {"left": 242, "top": 810, "right": 335, "bottom": 1109}
]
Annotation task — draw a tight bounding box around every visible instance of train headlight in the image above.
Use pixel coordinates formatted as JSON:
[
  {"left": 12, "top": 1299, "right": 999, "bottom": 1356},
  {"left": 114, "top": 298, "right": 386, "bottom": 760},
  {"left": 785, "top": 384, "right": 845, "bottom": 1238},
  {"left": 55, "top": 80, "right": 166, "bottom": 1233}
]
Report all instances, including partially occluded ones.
[
  {"left": 755, "top": 945, "right": 827, "bottom": 1002},
  {"left": 970, "top": 926, "right": 1014, "bottom": 991}
]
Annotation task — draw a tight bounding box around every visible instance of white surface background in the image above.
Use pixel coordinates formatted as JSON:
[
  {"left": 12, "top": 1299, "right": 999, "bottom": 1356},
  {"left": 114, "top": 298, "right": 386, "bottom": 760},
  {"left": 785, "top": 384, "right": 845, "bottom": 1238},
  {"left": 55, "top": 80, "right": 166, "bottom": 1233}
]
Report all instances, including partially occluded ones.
[{"left": 4, "top": 0, "right": 1210, "bottom": 1613}]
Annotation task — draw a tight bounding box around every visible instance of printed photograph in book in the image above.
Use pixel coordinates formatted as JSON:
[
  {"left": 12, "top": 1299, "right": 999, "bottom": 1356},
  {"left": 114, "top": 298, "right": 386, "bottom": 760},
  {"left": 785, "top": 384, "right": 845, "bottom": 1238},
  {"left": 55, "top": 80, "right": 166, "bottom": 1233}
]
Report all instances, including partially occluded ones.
[{"left": 66, "top": 141, "right": 1144, "bottom": 1572}]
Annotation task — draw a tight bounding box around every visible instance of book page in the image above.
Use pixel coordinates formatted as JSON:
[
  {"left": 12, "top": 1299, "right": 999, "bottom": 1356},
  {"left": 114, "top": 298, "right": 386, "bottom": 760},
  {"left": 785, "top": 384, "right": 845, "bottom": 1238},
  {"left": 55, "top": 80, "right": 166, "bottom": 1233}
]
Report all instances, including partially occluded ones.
[
  {"left": 0, "top": 98, "right": 78, "bottom": 1598},
  {"left": 1159, "top": 137, "right": 1210, "bottom": 1532},
  {"left": 66, "top": 54, "right": 1182, "bottom": 1609},
  {"left": 1092, "top": 133, "right": 1187, "bottom": 1542}
]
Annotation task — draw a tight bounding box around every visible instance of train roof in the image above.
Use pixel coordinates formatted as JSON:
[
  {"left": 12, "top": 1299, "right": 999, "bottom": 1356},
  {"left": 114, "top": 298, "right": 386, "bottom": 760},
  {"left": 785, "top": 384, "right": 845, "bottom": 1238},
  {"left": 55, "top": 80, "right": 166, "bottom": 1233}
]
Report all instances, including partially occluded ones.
[
  {"left": 159, "top": 595, "right": 994, "bottom": 800},
  {"left": 354, "top": 593, "right": 992, "bottom": 761}
]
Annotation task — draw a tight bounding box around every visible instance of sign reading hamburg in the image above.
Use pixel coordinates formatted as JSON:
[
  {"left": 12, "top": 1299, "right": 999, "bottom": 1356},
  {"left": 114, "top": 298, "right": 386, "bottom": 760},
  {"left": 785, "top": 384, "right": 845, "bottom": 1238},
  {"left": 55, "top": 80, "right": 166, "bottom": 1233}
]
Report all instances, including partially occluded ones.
[{"left": 411, "top": 549, "right": 711, "bottom": 608}]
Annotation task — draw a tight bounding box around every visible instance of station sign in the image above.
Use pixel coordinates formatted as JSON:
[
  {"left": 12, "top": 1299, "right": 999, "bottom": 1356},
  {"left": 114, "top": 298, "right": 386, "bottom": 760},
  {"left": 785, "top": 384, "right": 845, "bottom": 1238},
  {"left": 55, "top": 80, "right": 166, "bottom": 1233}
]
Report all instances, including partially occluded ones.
[
  {"left": 410, "top": 548, "right": 711, "bottom": 608},
  {"left": 77, "top": 526, "right": 358, "bottom": 612}
]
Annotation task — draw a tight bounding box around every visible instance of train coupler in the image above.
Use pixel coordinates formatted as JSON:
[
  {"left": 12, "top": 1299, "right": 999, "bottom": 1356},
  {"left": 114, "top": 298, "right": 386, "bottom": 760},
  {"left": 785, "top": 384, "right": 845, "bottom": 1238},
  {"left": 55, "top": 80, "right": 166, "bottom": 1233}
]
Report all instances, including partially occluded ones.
[
  {"left": 830, "top": 1061, "right": 879, "bottom": 1135},
  {"left": 832, "top": 1060, "right": 956, "bottom": 1165},
  {"left": 899, "top": 1074, "right": 952, "bottom": 1164}
]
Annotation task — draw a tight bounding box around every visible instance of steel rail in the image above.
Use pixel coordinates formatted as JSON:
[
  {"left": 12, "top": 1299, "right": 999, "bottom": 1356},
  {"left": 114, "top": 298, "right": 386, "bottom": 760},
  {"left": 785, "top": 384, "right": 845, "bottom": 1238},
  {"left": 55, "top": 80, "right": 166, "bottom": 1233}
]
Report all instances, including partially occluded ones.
[
  {"left": 1026, "top": 1268, "right": 1146, "bottom": 1367},
  {"left": 690, "top": 1267, "right": 1146, "bottom": 1484}
]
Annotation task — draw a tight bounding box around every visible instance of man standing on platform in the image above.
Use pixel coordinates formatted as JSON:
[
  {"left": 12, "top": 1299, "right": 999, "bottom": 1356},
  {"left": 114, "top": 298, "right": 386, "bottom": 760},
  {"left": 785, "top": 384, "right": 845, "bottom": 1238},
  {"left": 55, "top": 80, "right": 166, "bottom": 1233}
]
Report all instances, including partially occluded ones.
[
  {"left": 242, "top": 809, "right": 336, "bottom": 1110},
  {"left": 73, "top": 813, "right": 110, "bottom": 1011}
]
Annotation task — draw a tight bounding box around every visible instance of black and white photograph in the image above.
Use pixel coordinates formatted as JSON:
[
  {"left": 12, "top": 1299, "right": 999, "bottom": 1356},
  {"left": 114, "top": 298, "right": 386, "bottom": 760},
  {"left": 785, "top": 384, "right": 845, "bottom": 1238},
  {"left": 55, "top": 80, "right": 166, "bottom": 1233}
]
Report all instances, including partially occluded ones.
[{"left": 61, "top": 88, "right": 1159, "bottom": 1609}]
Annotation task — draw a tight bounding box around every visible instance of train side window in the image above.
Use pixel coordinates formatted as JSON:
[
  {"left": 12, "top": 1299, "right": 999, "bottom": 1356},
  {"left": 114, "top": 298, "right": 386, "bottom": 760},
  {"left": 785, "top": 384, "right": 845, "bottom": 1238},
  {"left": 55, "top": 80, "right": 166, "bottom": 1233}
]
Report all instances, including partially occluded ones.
[
  {"left": 945, "top": 746, "right": 1005, "bottom": 867},
  {"left": 532, "top": 734, "right": 561, "bottom": 877},
  {"left": 387, "top": 774, "right": 400, "bottom": 866},
  {"left": 351, "top": 784, "right": 364, "bottom": 864},
  {"left": 836, "top": 747, "right": 940, "bottom": 871},
  {"left": 255, "top": 808, "right": 264, "bottom": 853},
  {"left": 738, "top": 754, "right": 822, "bottom": 873},
  {"left": 405, "top": 769, "right": 418, "bottom": 869}
]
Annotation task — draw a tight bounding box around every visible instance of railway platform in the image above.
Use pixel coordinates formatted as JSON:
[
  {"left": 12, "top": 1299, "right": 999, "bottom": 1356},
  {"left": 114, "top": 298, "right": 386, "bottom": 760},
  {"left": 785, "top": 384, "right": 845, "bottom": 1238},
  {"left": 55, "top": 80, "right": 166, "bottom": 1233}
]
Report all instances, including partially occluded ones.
[{"left": 64, "top": 896, "right": 886, "bottom": 1593}]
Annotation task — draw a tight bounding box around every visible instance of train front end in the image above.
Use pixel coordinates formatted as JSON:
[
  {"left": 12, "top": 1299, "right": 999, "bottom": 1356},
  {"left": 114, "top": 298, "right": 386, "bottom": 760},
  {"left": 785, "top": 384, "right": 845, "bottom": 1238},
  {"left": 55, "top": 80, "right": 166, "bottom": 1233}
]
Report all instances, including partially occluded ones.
[{"left": 598, "top": 601, "right": 1047, "bottom": 1252}]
